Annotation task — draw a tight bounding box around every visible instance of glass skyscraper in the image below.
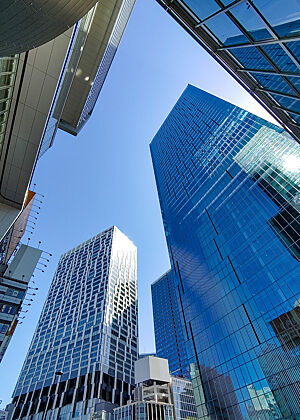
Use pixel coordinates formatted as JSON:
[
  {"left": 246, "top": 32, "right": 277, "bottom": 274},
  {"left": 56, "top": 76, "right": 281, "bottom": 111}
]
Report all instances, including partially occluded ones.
[
  {"left": 11, "top": 226, "right": 138, "bottom": 420},
  {"left": 151, "top": 270, "right": 189, "bottom": 377},
  {"left": 156, "top": 0, "right": 300, "bottom": 143},
  {"left": 150, "top": 85, "right": 300, "bottom": 419}
]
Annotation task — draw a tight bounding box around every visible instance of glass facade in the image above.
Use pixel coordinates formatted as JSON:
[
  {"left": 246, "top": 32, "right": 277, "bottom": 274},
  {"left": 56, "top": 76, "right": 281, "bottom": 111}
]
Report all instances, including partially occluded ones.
[
  {"left": 171, "top": 377, "right": 198, "bottom": 420},
  {"left": 151, "top": 270, "right": 189, "bottom": 377},
  {"left": 156, "top": 0, "right": 300, "bottom": 142},
  {"left": 150, "top": 85, "right": 300, "bottom": 419},
  {"left": 11, "top": 226, "right": 138, "bottom": 420}
]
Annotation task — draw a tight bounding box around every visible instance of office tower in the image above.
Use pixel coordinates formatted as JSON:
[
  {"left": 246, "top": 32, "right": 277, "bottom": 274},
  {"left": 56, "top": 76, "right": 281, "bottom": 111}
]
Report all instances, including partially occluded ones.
[
  {"left": 0, "top": 0, "right": 135, "bottom": 250},
  {"left": 0, "top": 0, "right": 98, "bottom": 56},
  {"left": 171, "top": 377, "right": 197, "bottom": 420},
  {"left": 156, "top": 0, "right": 300, "bottom": 142},
  {"left": 151, "top": 270, "right": 189, "bottom": 377},
  {"left": 0, "top": 244, "right": 42, "bottom": 363},
  {"left": 150, "top": 85, "right": 300, "bottom": 419},
  {"left": 11, "top": 226, "right": 138, "bottom": 420}
]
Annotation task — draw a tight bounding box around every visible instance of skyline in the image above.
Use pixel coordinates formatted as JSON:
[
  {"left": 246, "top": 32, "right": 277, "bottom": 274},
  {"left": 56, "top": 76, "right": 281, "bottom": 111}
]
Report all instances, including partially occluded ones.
[{"left": 0, "top": 0, "right": 278, "bottom": 407}]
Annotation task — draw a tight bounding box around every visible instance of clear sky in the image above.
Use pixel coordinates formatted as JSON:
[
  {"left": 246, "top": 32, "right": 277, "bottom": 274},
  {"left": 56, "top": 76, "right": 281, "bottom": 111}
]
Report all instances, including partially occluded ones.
[{"left": 0, "top": 0, "right": 276, "bottom": 406}]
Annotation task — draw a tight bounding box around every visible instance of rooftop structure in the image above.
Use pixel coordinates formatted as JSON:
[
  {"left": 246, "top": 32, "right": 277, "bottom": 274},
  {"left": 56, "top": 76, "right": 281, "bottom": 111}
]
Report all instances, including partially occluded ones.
[{"left": 150, "top": 84, "right": 300, "bottom": 418}]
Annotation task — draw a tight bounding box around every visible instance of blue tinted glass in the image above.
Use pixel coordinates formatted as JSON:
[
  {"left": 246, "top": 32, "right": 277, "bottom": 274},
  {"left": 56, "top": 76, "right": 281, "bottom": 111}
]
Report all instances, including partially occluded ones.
[
  {"left": 183, "top": 0, "right": 220, "bottom": 20},
  {"left": 272, "top": 93, "right": 300, "bottom": 112},
  {"left": 205, "top": 13, "right": 248, "bottom": 45},
  {"left": 230, "top": 46, "right": 274, "bottom": 69},
  {"left": 150, "top": 85, "right": 300, "bottom": 419},
  {"left": 250, "top": 72, "right": 295, "bottom": 94},
  {"left": 262, "top": 44, "right": 299, "bottom": 72},
  {"left": 285, "top": 41, "right": 300, "bottom": 61},
  {"left": 253, "top": 0, "right": 300, "bottom": 36},
  {"left": 230, "top": 2, "right": 272, "bottom": 41}
]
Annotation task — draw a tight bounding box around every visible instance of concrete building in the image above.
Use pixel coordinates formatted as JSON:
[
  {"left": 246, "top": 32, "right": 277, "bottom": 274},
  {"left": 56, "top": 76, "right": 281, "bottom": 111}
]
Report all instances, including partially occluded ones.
[
  {"left": 10, "top": 226, "right": 138, "bottom": 420},
  {"left": 0, "top": 244, "right": 42, "bottom": 363}
]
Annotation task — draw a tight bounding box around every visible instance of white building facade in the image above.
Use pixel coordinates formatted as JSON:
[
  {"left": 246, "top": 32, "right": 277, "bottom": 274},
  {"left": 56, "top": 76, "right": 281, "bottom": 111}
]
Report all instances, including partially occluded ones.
[{"left": 11, "top": 226, "right": 138, "bottom": 420}]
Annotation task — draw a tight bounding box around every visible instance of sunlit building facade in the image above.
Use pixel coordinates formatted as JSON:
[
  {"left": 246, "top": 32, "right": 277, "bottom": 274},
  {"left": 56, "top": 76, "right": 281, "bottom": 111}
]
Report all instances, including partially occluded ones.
[
  {"left": 150, "top": 85, "right": 300, "bottom": 419},
  {"left": 156, "top": 0, "right": 300, "bottom": 142},
  {"left": 151, "top": 270, "right": 189, "bottom": 377},
  {"left": 171, "top": 377, "right": 198, "bottom": 420},
  {"left": 11, "top": 226, "right": 138, "bottom": 420},
  {"left": 0, "top": 0, "right": 135, "bottom": 255}
]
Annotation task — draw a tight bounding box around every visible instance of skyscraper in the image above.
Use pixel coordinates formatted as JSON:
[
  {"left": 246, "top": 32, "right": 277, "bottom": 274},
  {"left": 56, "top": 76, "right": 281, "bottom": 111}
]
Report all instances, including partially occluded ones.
[
  {"left": 11, "top": 226, "right": 138, "bottom": 420},
  {"left": 150, "top": 85, "right": 300, "bottom": 419},
  {"left": 151, "top": 270, "right": 189, "bottom": 377},
  {"left": 156, "top": 0, "right": 300, "bottom": 142}
]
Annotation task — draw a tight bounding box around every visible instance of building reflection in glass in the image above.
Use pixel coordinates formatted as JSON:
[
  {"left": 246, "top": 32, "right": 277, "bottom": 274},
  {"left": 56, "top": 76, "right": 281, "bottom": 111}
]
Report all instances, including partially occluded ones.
[{"left": 150, "top": 85, "right": 300, "bottom": 419}]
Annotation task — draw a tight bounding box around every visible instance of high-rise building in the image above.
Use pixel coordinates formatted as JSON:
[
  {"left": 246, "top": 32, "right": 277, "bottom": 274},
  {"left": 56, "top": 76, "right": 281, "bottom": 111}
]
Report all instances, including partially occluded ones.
[
  {"left": 0, "top": 0, "right": 135, "bottom": 249},
  {"left": 170, "top": 377, "right": 197, "bottom": 420},
  {"left": 151, "top": 270, "right": 189, "bottom": 377},
  {"left": 156, "top": 0, "right": 300, "bottom": 142},
  {"left": 0, "top": 244, "right": 42, "bottom": 363},
  {"left": 150, "top": 85, "right": 300, "bottom": 419},
  {"left": 11, "top": 226, "right": 138, "bottom": 420}
]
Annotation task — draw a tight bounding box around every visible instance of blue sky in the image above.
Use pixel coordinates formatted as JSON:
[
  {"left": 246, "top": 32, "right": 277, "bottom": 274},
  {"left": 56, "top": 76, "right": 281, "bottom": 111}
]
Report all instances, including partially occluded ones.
[{"left": 0, "top": 0, "right": 275, "bottom": 406}]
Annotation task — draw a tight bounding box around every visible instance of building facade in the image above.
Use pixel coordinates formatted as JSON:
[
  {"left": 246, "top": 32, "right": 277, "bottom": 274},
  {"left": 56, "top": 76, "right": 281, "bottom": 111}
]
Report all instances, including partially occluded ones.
[
  {"left": 0, "top": 245, "right": 42, "bottom": 363},
  {"left": 170, "top": 377, "right": 197, "bottom": 420},
  {"left": 0, "top": 0, "right": 135, "bottom": 250},
  {"left": 113, "top": 356, "right": 197, "bottom": 420},
  {"left": 150, "top": 85, "right": 300, "bottom": 419},
  {"left": 11, "top": 226, "right": 138, "bottom": 420},
  {"left": 156, "top": 0, "right": 300, "bottom": 142},
  {"left": 151, "top": 270, "right": 189, "bottom": 377}
]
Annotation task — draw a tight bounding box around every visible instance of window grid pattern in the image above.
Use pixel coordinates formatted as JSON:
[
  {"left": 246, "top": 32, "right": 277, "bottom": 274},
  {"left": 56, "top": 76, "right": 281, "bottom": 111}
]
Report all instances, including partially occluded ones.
[
  {"left": 150, "top": 85, "right": 300, "bottom": 419},
  {"left": 12, "top": 227, "right": 138, "bottom": 420},
  {"left": 156, "top": 0, "right": 300, "bottom": 142},
  {"left": 151, "top": 270, "right": 189, "bottom": 378}
]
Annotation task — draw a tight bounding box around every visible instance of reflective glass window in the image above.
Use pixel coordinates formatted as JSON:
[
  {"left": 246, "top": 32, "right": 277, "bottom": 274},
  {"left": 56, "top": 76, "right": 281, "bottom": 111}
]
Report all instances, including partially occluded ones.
[
  {"left": 250, "top": 72, "right": 295, "bottom": 94},
  {"left": 183, "top": 0, "right": 220, "bottom": 20},
  {"left": 262, "top": 44, "right": 299, "bottom": 72},
  {"left": 253, "top": 0, "right": 300, "bottom": 36},
  {"left": 230, "top": 46, "right": 273, "bottom": 69},
  {"left": 229, "top": 2, "right": 272, "bottom": 41},
  {"left": 205, "top": 12, "right": 248, "bottom": 45}
]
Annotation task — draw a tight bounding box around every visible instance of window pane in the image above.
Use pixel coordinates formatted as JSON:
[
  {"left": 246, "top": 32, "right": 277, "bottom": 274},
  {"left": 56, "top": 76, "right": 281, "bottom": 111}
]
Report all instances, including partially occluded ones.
[
  {"left": 205, "top": 13, "right": 248, "bottom": 45},
  {"left": 230, "top": 46, "right": 274, "bottom": 70},
  {"left": 183, "top": 0, "right": 220, "bottom": 20},
  {"left": 253, "top": 0, "right": 300, "bottom": 37},
  {"left": 230, "top": 2, "right": 273, "bottom": 41},
  {"left": 262, "top": 44, "right": 299, "bottom": 72}
]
